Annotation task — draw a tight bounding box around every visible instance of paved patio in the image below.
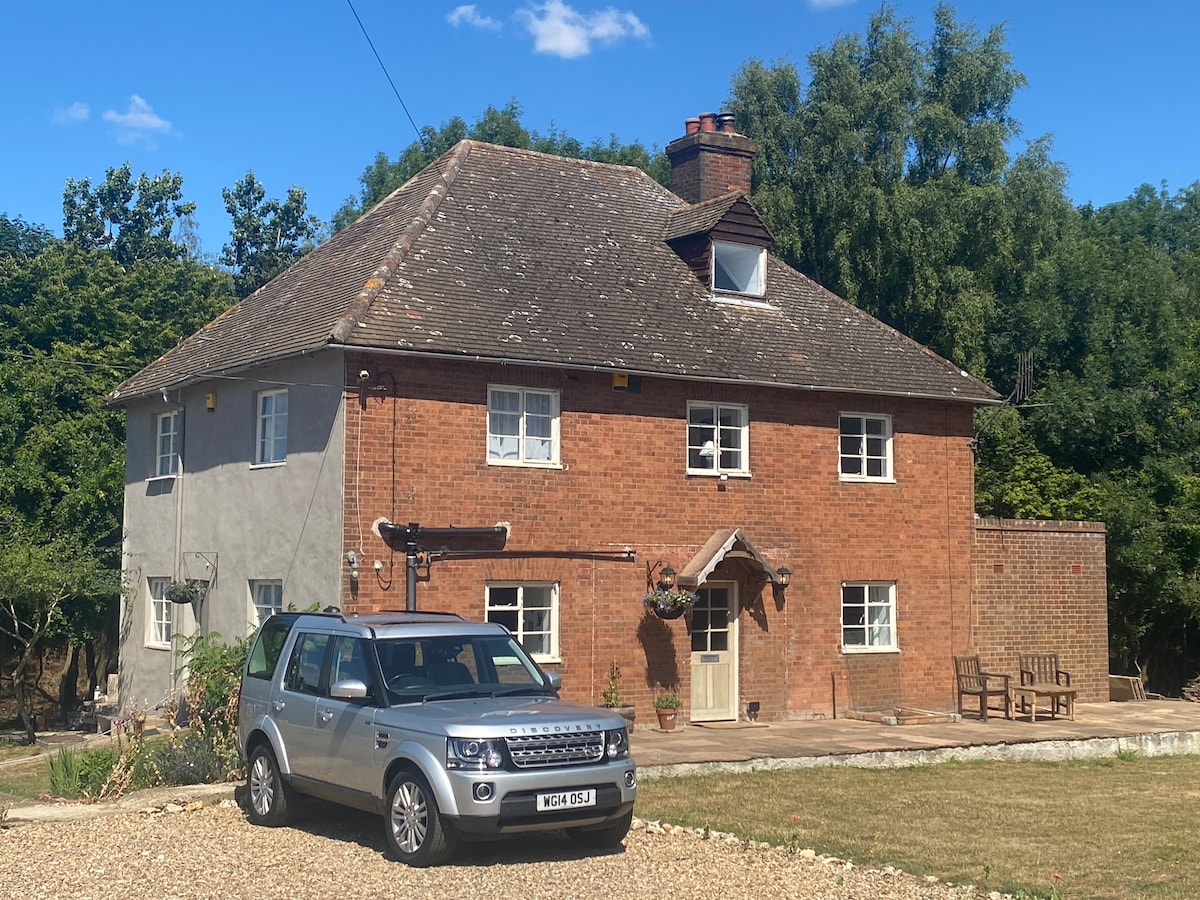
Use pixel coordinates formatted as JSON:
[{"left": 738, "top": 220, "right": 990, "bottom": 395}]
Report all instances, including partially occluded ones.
[{"left": 630, "top": 700, "right": 1200, "bottom": 775}]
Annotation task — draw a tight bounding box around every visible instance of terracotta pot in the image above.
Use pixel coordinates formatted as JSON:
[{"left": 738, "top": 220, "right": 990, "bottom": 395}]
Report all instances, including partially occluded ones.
[{"left": 655, "top": 709, "right": 678, "bottom": 731}]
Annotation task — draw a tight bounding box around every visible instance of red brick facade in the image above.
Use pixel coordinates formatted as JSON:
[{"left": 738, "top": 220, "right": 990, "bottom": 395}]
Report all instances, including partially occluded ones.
[
  {"left": 971, "top": 518, "right": 1109, "bottom": 703},
  {"left": 340, "top": 353, "right": 988, "bottom": 722}
]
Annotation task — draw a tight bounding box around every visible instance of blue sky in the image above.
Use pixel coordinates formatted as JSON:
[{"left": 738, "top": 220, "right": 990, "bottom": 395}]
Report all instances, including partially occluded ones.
[{"left": 3, "top": 1, "right": 1198, "bottom": 260}]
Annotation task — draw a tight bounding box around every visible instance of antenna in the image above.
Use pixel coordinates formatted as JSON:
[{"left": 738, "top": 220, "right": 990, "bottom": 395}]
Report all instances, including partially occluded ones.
[{"left": 972, "top": 350, "right": 1035, "bottom": 449}]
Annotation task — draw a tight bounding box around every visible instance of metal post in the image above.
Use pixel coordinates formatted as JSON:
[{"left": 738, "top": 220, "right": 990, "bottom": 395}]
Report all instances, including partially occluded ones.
[{"left": 405, "top": 522, "right": 419, "bottom": 611}]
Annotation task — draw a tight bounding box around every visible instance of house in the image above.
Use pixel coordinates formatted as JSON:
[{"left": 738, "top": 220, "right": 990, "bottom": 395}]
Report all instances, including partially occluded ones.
[{"left": 109, "top": 112, "right": 1107, "bottom": 721}]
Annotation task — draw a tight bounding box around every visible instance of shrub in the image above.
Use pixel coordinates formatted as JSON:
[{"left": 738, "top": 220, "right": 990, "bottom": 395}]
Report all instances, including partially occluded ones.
[
  {"left": 47, "top": 746, "right": 81, "bottom": 797},
  {"left": 77, "top": 748, "right": 117, "bottom": 797}
]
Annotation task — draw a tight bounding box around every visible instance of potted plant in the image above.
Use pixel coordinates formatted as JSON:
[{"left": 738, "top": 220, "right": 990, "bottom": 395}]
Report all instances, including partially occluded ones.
[
  {"left": 653, "top": 691, "right": 682, "bottom": 731},
  {"left": 643, "top": 587, "right": 699, "bottom": 620},
  {"left": 601, "top": 660, "right": 636, "bottom": 726}
]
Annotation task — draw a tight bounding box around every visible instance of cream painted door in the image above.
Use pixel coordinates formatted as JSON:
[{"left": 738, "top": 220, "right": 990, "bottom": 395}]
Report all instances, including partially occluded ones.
[{"left": 689, "top": 583, "right": 738, "bottom": 721}]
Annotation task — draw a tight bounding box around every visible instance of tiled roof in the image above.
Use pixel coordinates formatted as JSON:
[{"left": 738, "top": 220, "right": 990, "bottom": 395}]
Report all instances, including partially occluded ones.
[{"left": 110, "top": 140, "right": 999, "bottom": 406}]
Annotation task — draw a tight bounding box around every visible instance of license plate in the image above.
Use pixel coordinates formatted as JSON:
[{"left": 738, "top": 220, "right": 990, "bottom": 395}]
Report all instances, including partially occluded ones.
[{"left": 536, "top": 789, "right": 596, "bottom": 811}]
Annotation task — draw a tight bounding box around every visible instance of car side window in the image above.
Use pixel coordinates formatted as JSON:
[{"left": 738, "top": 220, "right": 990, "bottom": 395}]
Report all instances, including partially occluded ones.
[
  {"left": 284, "top": 632, "right": 332, "bottom": 696},
  {"left": 246, "top": 614, "right": 298, "bottom": 680},
  {"left": 328, "top": 635, "right": 374, "bottom": 701}
]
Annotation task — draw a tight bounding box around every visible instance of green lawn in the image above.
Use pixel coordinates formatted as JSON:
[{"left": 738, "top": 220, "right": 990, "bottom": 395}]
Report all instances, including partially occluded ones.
[{"left": 635, "top": 755, "right": 1200, "bottom": 900}]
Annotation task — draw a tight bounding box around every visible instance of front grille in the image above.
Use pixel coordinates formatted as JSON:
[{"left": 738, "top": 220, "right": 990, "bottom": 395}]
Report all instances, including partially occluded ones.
[{"left": 505, "top": 730, "right": 606, "bottom": 768}]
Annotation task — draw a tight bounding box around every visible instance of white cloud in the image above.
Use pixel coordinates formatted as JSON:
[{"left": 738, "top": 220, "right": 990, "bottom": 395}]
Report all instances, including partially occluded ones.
[
  {"left": 516, "top": 1, "right": 649, "bottom": 59},
  {"left": 51, "top": 102, "right": 90, "bottom": 124},
  {"left": 447, "top": 5, "right": 501, "bottom": 29},
  {"left": 102, "top": 95, "right": 174, "bottom": 147}
]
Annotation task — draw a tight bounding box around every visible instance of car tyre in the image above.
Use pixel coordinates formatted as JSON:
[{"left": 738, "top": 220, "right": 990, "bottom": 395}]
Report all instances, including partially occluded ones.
[
  {"left": 385, "top": 769, "right": 457, "bottom": 867},
  {"left": 245, "top": 743, "right": 293, "bottom": 827},
  {"left": 565, "top": 809, "right": 633, "bottom": 849}
]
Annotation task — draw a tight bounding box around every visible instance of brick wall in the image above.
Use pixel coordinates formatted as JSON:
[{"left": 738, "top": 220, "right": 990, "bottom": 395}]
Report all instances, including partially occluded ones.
[
  {"left": 972, "top": 518, "right": 1109, "bottom": 703},
  {"left": 665, "top": 131, "right": 755, "bottom": 203},
  {"left": 341, "top": 354, "right": 978, "bottom": 720}
]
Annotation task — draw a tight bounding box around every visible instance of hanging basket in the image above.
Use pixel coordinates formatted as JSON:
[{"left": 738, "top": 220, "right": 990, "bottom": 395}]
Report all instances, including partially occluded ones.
[{"left": 643, "top": 588, "right": 698, "bottom": 620}]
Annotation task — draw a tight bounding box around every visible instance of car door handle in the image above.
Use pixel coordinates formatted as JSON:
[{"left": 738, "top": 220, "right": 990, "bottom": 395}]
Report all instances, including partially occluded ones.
[
  {"left": 319, "top": 709, "right": 333, "bottom": 723},
  {"left": 272, "top": 700, "right": 285, "bottom": 713}
]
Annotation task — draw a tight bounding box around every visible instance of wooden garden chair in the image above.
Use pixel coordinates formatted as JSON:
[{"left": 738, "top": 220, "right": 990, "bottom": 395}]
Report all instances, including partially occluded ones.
[
  {"left": 1019, "top": 652, "right": 1073, "bottom": 717},
  {"left": 954, "top": 654, "right": 1011, "bottom": 721}
]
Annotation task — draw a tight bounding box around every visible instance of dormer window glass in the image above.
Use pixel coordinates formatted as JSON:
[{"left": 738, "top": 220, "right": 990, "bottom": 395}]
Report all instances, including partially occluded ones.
[{"left": 713, "top": 241, "right": 765, "bottom": 296}]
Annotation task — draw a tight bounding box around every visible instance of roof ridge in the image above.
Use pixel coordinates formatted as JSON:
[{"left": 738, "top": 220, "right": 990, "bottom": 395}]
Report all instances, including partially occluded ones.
[{"left": 330, "top": 141, "right": 473, "bottom": 343}]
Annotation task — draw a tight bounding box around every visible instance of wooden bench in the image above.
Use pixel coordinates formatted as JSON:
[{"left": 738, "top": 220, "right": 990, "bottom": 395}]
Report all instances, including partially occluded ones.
[
  {"left": 1011, "top": 683, "right": 1077, "bottom": 721},
  {"left": 954, "top": 655, "right": 1011, "bottom": 721}
]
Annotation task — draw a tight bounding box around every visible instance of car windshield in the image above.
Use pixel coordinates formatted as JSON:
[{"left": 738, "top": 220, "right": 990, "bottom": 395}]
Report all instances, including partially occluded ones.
[{"left": 376, "top": 634, "right": 553, "bottom": 705}]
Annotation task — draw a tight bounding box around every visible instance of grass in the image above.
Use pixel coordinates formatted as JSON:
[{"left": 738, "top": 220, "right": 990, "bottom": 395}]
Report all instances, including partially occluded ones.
[{"left": 635, "top": 754, "right": 1200, "bottom": 900}]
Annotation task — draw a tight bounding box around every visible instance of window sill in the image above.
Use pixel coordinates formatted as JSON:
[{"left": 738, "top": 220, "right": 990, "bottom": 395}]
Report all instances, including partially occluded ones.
[
  {"left": 711, "top": 292, "right": 772, "bottom": 309},
  {"left": 487, "top": 459, "right": 563, "bottom": 470},
  {"left": 838, "top": 475, "right": 896, "bottom": 485},
  {"left": 531, "top": 656, "right": 562, "bottom": 666},
  {"left": 249, "top": 461, "right": 287, "bottom": 470},
  {"left": 146, "top": 642, "right": 172, "bottom": 652},
  {"left": 145, "top": 474, "right": 178, "bottom": 483},
  {"left": 840, "top": 646, "right": 901, "bottom": 655},
  {"left": 687, "top": 469, "right": 752, "bottom": 479}
]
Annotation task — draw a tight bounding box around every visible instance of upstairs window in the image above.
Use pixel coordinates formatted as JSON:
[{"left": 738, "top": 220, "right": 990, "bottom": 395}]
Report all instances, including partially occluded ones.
[
  {"left": 713, "top": 241, "right": 765, "bottom": 296},
  {"left": 487, "top": 386, "right": 560, "bottom": 466},
  {"left": 156, "top": 411, "right": 179, "bottom": 477},
  {"left": 839, "top": 413, "right": 892, "bottom": 481},
  {"left": 687, "top": 402, "right": 749, "bottom": 475},
  {"left": 256, "top": 388, "right": 288, "bottom": 465}
]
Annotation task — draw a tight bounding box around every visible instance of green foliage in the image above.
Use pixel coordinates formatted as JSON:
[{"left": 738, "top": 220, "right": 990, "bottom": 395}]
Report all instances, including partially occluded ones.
[
  {"left": 0, "top": 214, "right": 52, "bottom": 259},
  {"left": 220, "top": 171, "right": 322, "bottom": 297},
  {"left": 46, "top": 746, "right": 81, "bottom": 797},
  {"left": 653, "top": 691, "right": 682, "bottom": 710},
  {"left": 46, "top": 745, "right": 117, "bottom": 798},
  {"left": 603, "top": 660, "right": 623, "bottom": 708},
  {"left": 62, "top": 163, "right": 196, "bottom": 266},
  {"left": 175, "top": 632, "right": 249, "bottom": 774}
]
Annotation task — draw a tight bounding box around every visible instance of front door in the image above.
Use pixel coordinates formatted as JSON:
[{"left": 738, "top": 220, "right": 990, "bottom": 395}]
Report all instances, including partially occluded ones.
[{"left": 689, "top": 583, "right": 738, "bottom": 721}]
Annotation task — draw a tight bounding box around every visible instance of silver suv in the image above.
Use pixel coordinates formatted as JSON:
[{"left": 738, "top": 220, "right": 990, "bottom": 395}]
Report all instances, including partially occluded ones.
[{"left": 236, "top": 611, "right": 636, "bottom": 866}]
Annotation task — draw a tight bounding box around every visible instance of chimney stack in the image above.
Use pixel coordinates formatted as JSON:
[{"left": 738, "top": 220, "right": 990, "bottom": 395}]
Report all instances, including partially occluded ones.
[{"left": 666, "top": 111, "right": 755, "bottom": 204}]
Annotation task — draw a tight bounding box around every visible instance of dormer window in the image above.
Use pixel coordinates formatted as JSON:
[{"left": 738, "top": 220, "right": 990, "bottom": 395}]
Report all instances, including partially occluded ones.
[{"left": 713, "top": 241, "right": 765, "bottom": 296}]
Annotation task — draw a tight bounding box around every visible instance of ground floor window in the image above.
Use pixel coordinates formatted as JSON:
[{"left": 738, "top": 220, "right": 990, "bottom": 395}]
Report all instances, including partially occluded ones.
[
  {"left": 148, "top": 577, "right": 171, "bottom": 647},
  {"left": 485, "top": 583, "right": 558, "bottom": 662},
  {"left": 841, "top": 582, "right": 896, "bottom": 650}
]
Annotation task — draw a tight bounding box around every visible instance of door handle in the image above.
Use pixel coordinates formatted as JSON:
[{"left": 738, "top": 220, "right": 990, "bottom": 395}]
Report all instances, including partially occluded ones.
[
  {"left": 319, "top": 709, "right": 333, "bottom": 723},
  {"left": 271, "top": 700, "right": 285, "bottom": 713}
]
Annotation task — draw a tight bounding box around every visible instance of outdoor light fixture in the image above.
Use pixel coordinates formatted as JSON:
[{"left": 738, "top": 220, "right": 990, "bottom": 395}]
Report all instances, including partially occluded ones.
[
  {"left": 659, "top": 566, "right": 676, "bottom": 589},
  {"left": 776, "top": 566, "right": 792, "bottom": 587},
  {"left": 347, "top": 551, "right": 359, "bottom": 579}
]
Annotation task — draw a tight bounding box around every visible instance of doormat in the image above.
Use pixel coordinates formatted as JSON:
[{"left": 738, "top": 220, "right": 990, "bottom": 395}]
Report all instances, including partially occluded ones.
[{"left": 688, "top": 721, "right": 769, "bottom": 730}]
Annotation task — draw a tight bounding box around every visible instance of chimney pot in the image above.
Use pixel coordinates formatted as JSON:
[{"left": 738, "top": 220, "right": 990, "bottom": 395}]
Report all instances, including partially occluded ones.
[
  {"left": 717, "top": 112, "right": 737, "bottom": 134},
  {"left": 685, "top": 117, "right": 700, "bottom": 136},
  {"left": 698, "top": 112, "right": 717, "bottom": 133}
]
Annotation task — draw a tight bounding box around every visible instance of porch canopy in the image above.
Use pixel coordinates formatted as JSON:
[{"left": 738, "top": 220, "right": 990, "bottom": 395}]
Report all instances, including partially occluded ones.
[{"left": 676, "top": 527, "right": 787, "bottom": 589}]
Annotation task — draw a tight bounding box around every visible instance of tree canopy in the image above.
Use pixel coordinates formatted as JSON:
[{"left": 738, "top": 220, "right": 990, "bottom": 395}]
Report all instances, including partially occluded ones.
[{"left": 221, "top": 171, "right": 322, "bottom": 297}]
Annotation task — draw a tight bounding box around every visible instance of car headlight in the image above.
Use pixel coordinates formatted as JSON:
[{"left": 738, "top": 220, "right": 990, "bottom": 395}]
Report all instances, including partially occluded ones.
[
  {"left": 605, "top": 728, "right": 630, "bottom": 760},
  {"left": 447, "top": 738, "right": 505, "bottom": 770}
]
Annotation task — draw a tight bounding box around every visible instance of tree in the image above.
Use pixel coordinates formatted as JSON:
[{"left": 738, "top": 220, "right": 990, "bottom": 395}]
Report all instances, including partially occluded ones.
[
  {"left": 221, "top": 172, "right": 322, "bottom": 297},
  {"left": 0, "top": 529, "right": 115, "bottom": 743},
  {"left": 62, "top": 163, "right": 196, "bottom": 267},
  {"left": 0, "top": 214, "right": 52, "bottom": 259}
]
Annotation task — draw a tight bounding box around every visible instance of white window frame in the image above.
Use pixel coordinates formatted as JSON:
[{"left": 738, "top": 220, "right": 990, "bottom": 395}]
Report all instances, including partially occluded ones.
[
  {"left": 839, "top": 412, "right": 893, "bottom": 482},
  {"left": 251, "top": 580, "right": 284, "bottom": 625},
  {"left": 148, "top": 577, "right": 172, "bottom": 648},
  {"left": 485, "top": 582, "right": 559, "bottom": 662},
  {"left": 155, "top": 410, "right": 179, "bottom": 477},
  {"left": 487, "top": 385, "right": 561, "bottom": 467},
  {"left": 687, "top": 401, "right": 750, "bottom": 476},
  {"left": 255, "top": 388, "right": 288, "bottom": 466},
  {"left": 841, "top": 582, "right": 897, "bottom": 652},
  {"left": 712, "top": 240, "right": 765, "bottom": 297}
]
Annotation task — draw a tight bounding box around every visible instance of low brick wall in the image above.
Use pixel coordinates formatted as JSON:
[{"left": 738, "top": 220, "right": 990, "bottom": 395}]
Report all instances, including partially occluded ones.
[{"left": 971, "top": 518, "right": 1108, "bottom": 703}]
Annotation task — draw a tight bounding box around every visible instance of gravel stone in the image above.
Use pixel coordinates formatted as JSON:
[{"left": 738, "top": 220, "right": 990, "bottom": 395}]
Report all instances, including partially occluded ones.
[{"left": 0, "top": 793, "right": 999, "bottom": 899}]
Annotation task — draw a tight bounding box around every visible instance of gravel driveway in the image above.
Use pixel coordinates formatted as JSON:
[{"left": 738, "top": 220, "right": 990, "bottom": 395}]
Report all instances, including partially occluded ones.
[{"left": 0, "top": 790, "right": 987, "bottom": 900}]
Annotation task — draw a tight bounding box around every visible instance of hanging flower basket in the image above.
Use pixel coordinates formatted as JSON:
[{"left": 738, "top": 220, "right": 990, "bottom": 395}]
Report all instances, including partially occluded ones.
[
  {"left": 165, "top": 580, "right": 204, "bottom": 605},
  {"left": 643, "top": 588, "right": 699, "bottom": 620}
]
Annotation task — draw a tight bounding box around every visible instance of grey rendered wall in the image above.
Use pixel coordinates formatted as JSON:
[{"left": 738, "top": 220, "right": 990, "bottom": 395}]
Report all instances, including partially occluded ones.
[{"left": 119, "top": 351, "right": 346, "bottom": 711}]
